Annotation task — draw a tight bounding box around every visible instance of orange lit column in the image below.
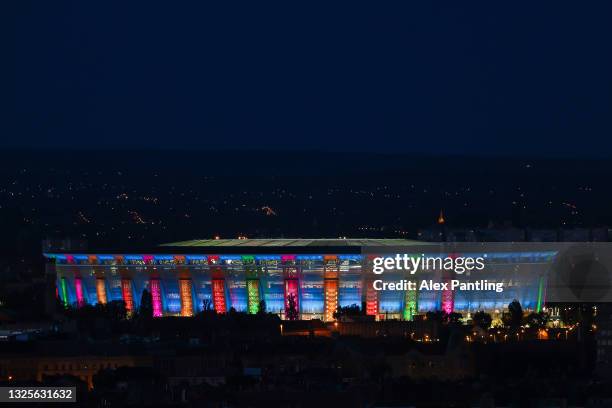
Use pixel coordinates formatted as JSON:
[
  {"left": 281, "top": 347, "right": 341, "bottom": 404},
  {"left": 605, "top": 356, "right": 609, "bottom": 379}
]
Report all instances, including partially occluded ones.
[
  {"left": 324, "top": 255, "right": 339, "bottom": 322},
  {"left": 92, "top": 258, "right": 107, "bottom": 305},
  {"left": 179, "top": 279, "right": 194, "bottom": 316},
  {"left": 121, "top": 279, "right": 134, "bottom": 314},
  {"left": 209, "top": 256, "right": 227, "bottom": 313},
  {"left": 364, "top": 256, "right": 379, "bottom": 317},
  {"left": 96, "top": 278, "right": 107, "bottom": 305}
]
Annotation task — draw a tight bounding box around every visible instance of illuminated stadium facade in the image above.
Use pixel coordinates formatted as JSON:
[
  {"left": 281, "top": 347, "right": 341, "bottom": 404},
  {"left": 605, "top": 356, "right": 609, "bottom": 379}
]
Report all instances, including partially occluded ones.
[{"left": 44, "top": 239, "right": 556, "bottom": 321}]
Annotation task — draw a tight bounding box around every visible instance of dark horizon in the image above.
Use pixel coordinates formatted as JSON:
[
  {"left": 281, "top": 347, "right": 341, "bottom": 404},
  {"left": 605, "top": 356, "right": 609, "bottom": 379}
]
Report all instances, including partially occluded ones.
[
  {"left": 3, "top": 146, "right": 612, "bottom": 160},
  {"left": 7, "top": 2, "right": 612, "bottom": 157}
]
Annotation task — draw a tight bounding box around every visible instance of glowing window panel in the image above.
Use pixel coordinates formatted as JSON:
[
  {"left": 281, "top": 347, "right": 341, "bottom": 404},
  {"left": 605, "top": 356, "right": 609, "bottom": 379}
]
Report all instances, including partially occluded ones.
[
  {"left": 403, "top": 289, "right": 418, "bottom": 321},
  {"left": 96, "top": 278, "right": 107, "bottom": 305},
  {"left": 284, "top": 278, "right": 300, "bottom": 319},
  {"left": 75, "top": 277, "right": 84, "bottom": 307},
  {"left": 281, "top": 255, "right": 296, "bottom": 263},
  {"left": 324, "top": 279, "right": 338, "bottom": 322},
  {"left": 179, "top": 279, "right": 194, "bottom": 317},
  {"left": 247, "top": 279, "right": 260, "bottom": 314},
  {"left": 150, "top": 279, "right": 162, "bottom": 317},
  {"left": 121, "top": 279, "right": 134, "bottom": 314},
  {"left": 212, "top": 279, "right": 227, "bottom": 313}
]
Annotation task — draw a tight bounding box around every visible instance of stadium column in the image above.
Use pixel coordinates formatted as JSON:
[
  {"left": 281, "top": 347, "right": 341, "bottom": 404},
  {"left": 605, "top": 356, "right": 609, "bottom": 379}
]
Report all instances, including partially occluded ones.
[
  {"left": 121, "top": 279, "right": 134, "bottom": 315},
  {"left": 179, "top": 279, "right": 194, "bottom": 316},
  {"left": 364, "top": 255, "right": 379, "bottom": 319},
  {"left": 175, "top": 257, "right": 194, "bottom": 317},
  {"left": 150, "top": 278, "right": 163, "bottom": 317},
  {"left": 74, "top": 277, "right": 84, "bottom": 308},
  {"left": 403, "top": 288, "right": 418, "bottom": 321},
  {"left": 96, "top": 278, "right": 107, "bottom": 304},
  {"left": 282, "top": 255, "right": 299, "bottom": 320},
  {"left": 244, "top": 256, "right": 260, "bottom": 314},
  {"left": 64, "top": 255, "right": 78, "bottom": 307},
  {"left": 441, "top": 275, "right": 454, "bottom": 314},
  {"left": 119, "top": 256, "right": 135, "bottom": 315},
  {"left": 62, "top": 254, "right": 77, "bottom": 307},
  {"left": 209, "top": 256, "right": 227, "bottom": 314},
  {"left": 93, "top": 257, "right": 108, "bottom": 305},
  {"left": 536, "top": 275, "right": 546, "bottom": 313},
  {"left": 60, "top": 276, "right": 69, "bottom": 307},
  {"left": 440, "top": 254, "right": 456, "bottom": 314},
  {"left": 324, "top": 255, "right": 339, "bottom": 322}
]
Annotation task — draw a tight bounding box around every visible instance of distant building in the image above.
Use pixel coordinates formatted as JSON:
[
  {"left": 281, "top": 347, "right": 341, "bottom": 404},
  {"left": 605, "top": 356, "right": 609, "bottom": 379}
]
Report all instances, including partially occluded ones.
[
  {"left": 419, "top": 226, "right": 609, "bottom": 242},
  {"left": 0, "top": 354, "right": 150, "bottom": 389},
  {"left": 45, "top": 239, "right": 555, "bottom": 320},
  {"left": 596, "top": 304, "right": 612, "bottom": 377}
]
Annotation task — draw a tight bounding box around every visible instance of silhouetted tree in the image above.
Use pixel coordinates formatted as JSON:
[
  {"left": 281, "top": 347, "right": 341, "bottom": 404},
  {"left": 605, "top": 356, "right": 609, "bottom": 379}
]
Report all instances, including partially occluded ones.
[
  {"left": 333, "top": 304, "right": 362, "bottom": 321},
  {"left": 425, "top": 310, "right": 447, "bottom": 324},
  {"left": 503, "top": 300, "right": 523, "bottom": 329},
  {"left": 201, "top": 298, "right": 213, "bottom": 312},
  {"left": 286, "top": 293, "right": 299, "bottom": 320},
  {"left": 448, "top": 312, "right": 462, "bottom": 324},
  {"left": 257, "top": 299, "right": 267, "bottom": 315},
  {"left": 559, "top": 305, "right": 578, "bottom": 326},
  {"left": 139, "top": 289, "right": 152, "bottom": 318},
  {"left": 472, "top": 311, "right": 492, "bottom": 330},
  {"left": 525, "top": 311, "right": 549, "bottom": 329}
]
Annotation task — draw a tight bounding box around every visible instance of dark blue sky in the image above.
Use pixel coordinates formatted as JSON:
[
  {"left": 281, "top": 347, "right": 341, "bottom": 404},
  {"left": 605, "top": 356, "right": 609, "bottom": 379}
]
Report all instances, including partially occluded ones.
[{"left": 6, "top": 2, "right": 612, "bottom": 155}]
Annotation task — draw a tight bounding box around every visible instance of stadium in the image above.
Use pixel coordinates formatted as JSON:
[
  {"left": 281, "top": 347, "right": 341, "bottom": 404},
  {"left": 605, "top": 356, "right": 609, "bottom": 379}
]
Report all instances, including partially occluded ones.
[{"left": 44, "top": 239, "right": 556, "bottom": 321}]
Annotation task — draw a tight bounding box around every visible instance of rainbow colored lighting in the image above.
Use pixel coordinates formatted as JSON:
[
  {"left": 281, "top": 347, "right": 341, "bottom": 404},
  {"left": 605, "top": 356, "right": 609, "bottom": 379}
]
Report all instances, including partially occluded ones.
[
  {"left": 212, "top": 279, "right": 227, "bottom": 313},
  {"left": 179, "top": 279, "right": 194, "bottom": 316},
  {"left": 121, "top": 279, "right": 134, "bottom": 314},
  {"left": 247, "top": 279, "right": 260, "bottom": 314},
  {"left": 75, "top": 277, "right": 84, "bottom": 307},
  {"left": 96, "top": 278, "right": 107, "bottom": 304},
  {"left": 150, "top": 279, "right": 162, "bottom": 317}
]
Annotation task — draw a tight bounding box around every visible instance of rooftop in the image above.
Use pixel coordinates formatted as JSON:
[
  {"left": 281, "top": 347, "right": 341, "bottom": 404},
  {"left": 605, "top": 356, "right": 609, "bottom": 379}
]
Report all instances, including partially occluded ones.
[{"left": 160, "top": 238, "right": 422, "bottom": 248}]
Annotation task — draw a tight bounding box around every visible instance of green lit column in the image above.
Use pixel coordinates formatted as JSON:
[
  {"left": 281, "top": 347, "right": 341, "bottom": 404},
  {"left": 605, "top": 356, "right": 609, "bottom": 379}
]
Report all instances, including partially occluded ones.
[
  {"left": 60, "top": 277, "right": 69, "bottom": 307},
  {"left": 243, "top": 256, "right": 260, "bottom": 314},
  {"left": 536, "top": 276, "right": 545, "bottom": 313},
  {"left": 403, "top": 288, "right": 418, "bottom": 321},
  {"left": 247, "top": 279, "right": 261, "bottom": 314}
]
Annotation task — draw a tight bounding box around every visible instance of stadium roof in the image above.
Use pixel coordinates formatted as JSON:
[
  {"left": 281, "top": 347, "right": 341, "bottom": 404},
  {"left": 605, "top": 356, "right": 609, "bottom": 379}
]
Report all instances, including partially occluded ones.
[
  {"left": 160, "top": 238, "right": 422, "bottom": 247},
  {"left": 43, "top": 238, "right": 431, "bottom": 256}
]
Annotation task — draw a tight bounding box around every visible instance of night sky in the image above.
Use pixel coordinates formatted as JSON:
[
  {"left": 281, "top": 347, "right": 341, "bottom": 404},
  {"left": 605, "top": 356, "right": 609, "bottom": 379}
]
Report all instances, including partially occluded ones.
[{"left": 6, "top": 2, "right": 612, "bottom": 156}]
